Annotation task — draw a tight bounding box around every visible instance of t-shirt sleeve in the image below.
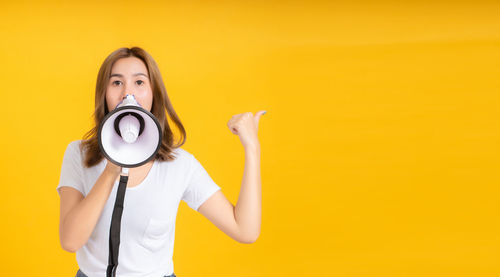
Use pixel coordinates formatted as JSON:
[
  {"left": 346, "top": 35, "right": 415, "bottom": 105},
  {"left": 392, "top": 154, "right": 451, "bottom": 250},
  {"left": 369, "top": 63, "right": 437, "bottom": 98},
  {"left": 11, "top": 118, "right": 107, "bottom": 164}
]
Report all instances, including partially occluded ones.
[
  {"left": 56, "top": 141, "right": 85, "bottom": 196},
  {"left": 182, "top": 153, "right": 221, "bottom": 211}
]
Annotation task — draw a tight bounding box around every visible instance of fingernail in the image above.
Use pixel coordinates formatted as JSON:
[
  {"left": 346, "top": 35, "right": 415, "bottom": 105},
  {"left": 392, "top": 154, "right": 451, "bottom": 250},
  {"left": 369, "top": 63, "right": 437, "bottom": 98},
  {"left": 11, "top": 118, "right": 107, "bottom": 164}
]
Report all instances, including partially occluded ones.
[{"left": 263, "top": 111, "right": 267, "bottom": 115}]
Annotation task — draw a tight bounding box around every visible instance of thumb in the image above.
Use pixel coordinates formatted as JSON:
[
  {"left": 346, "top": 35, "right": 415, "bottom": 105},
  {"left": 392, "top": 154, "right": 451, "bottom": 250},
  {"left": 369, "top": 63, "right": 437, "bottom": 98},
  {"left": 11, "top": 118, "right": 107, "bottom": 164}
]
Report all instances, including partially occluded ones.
[{"left": 254, "top": 110, "right": 267, "bottom": 130}]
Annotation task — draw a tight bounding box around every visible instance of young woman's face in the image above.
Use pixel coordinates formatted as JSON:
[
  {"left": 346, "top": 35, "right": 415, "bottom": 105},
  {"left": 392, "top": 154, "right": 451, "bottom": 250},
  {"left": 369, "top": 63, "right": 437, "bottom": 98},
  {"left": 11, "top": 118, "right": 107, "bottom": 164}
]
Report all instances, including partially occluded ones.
[{"left": 106, "top": 57, "right": 153, "bottom": 112}]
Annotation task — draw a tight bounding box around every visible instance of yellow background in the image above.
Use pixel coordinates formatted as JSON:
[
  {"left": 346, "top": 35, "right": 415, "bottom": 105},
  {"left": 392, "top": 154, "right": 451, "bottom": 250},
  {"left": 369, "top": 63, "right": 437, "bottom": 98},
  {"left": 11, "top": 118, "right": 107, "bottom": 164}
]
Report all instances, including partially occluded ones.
[{"left": 1, "top": 1, "right": 499, "bottom": 276}]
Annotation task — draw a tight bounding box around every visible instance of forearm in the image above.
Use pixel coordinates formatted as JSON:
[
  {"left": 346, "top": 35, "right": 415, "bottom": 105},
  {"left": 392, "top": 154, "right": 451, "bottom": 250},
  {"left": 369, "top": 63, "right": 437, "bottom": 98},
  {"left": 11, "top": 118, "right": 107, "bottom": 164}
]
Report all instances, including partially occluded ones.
[
  {"left": 60, "top": 170, "right": 118, "bottom": 252},
  {"left": 234, "top": 145, "right": 262, "bottom": 242}
]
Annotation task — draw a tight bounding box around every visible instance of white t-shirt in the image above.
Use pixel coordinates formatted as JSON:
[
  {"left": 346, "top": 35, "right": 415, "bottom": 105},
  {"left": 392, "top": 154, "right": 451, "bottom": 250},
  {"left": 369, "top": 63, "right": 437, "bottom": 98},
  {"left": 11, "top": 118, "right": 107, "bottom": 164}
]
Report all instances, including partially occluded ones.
[{"left": 56, "top": 140, "right": 221, "bottom": 277}]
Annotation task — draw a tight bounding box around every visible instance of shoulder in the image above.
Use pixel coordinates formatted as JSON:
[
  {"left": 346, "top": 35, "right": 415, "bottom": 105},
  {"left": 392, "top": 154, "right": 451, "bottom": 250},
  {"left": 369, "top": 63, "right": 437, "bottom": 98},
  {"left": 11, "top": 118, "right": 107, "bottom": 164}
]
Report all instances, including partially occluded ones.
[
  {"left": 158, "top": 147, "right": 200, "bottom": 173},
  {"left": 167, "top": 147, "right": 195, "bottom": 164},
  {"left": 62, "top": 140, "right": 89, "bottom": 166},
  {"left": 63, "top": 139, "right": 82, "bottom": 154},
  {"left": 68, "top": 139, "right": 83, "bottom": 149},
  {"left": 172, "top": 147, "right": 193, "bottom": 157},
  {"left": 65, "top": 139, "right": 84, "bottom": 156}
]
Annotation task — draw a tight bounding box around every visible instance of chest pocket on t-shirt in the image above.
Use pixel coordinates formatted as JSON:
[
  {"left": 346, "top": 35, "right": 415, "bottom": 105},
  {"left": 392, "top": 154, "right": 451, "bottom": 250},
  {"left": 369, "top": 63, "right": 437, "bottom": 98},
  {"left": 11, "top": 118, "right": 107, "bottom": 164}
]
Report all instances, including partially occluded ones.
[{"left": 141, "top": 216, "right": 175, "bottom": 252}]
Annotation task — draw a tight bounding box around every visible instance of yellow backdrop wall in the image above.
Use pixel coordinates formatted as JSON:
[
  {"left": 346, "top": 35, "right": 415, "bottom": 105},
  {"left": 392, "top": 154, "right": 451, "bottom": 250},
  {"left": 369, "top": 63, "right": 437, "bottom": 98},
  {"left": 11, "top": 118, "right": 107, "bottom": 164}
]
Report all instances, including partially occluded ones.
[{"left": 0, "top": 1, "right": 499, "bottom": 276}]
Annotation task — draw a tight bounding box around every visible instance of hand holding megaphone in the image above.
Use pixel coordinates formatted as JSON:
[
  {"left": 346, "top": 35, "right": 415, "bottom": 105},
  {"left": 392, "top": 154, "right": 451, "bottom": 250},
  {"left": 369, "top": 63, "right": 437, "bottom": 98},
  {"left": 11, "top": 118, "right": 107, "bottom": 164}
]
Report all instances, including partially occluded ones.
[{"left": 104, "top": 158, "right": 122, "bottom": 176}]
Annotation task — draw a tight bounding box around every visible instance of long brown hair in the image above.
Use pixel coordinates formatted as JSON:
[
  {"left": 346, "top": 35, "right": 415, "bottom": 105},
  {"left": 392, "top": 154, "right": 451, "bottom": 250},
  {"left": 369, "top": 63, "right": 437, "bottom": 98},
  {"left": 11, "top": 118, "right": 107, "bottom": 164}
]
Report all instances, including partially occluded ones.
[{"left": 80, "top": 46, "right": 186, "bottom": 168}]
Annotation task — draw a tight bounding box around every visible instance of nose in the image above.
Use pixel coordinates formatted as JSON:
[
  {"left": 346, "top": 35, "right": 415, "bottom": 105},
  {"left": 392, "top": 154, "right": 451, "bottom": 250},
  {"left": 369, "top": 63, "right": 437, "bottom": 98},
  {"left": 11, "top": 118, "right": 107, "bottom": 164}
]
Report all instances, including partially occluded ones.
[
  {"left": 121, "top": 94, "right": 137, "bottom": 103},
  {"left": 118, "top": 94, "right": 141, "bottom": 108},
  {"left": 121, "top": 82, "right": 136, "bottom": 99},
  {"left": 121, "top": 88, "right": 136, "bottom": 99}
]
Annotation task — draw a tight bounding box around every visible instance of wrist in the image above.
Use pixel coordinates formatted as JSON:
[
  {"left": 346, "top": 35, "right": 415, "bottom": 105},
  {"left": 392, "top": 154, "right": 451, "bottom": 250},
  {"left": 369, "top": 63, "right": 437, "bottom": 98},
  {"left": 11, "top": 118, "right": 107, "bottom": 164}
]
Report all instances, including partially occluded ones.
[
  {"left": 104, "top": 164, "right": 121, "bottom": 177},
  {"left": 244, "top": 144, "right": 261, "bottom": 154}
]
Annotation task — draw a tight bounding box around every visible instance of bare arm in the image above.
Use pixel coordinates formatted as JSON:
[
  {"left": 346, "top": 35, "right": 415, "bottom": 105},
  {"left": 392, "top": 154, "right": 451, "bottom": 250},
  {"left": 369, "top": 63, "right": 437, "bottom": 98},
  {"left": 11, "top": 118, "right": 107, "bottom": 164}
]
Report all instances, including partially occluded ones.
[
  {"left": 198, "top": 111, "right": 265, "bottom": 243},
  {"left": 58, "top": 163, "right": 120, "bottom": 252},
  {"left": 198, "top": 146, "right": 261, "bottom": 243},
  {"left": 235, "top": 146, "right": 261, "bottom": 242}
]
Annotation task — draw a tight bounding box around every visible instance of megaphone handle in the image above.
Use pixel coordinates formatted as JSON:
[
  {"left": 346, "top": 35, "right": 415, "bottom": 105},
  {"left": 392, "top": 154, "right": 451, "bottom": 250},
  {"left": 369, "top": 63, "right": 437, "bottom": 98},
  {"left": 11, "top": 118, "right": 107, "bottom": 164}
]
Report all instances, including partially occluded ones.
[
  {"left": 121, "top": 167, "right": 129, "bottom": 176},
  {"left": 107, "top": 171, "right": 129, "bottom": 277}
]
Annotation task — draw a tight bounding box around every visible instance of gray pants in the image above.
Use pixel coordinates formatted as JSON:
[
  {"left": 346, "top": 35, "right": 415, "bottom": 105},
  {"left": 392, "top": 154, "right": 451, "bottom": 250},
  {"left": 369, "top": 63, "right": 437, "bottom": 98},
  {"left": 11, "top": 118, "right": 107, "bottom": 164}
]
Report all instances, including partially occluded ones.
[{"left": 75, "top": 269, "right": 177, "bottom": 277}]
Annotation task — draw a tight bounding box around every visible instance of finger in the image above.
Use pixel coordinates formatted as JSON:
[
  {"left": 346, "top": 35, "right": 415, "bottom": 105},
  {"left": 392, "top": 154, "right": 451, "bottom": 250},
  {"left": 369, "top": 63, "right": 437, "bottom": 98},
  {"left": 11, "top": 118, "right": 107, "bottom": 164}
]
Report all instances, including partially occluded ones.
[
  {"left": 254, "top": 110, "right": 267, "bottom": 130},
  {"left": 227, "top": 122, "right": 238, "bottom": 135}
]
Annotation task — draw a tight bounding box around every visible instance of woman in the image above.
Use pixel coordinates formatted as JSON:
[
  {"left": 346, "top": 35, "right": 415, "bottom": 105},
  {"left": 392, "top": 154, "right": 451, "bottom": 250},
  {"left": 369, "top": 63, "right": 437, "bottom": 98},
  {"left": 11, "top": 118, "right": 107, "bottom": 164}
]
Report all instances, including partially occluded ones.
[{"left": 57, "top": 46, "right": 265, "bottom": 277}]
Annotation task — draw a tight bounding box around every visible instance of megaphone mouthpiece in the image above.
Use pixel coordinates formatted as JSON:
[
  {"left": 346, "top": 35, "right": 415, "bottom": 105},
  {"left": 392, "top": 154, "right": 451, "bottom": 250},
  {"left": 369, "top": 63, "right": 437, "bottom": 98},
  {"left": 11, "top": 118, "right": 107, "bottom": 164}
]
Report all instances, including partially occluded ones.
[{"left": 119, "top": 114, "right": 140, "bottom": 143}]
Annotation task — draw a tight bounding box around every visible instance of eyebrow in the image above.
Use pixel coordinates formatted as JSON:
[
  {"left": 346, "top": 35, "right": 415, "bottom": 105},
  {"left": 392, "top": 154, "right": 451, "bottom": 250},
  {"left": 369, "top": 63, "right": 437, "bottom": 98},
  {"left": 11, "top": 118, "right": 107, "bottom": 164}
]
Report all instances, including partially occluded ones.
[{"left": 110, "top": 73, "right": 149, "bottom": 78}]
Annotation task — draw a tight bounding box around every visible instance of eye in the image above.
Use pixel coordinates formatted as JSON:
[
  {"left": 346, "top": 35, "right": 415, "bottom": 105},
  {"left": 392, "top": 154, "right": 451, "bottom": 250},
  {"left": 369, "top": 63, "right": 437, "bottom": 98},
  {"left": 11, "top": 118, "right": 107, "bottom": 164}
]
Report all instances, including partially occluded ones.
[
  {"left": 112, "top": 80, "right": 122, "bottom": 86},
  {"left": 136, "top": 80, "right": 144, "bottom": 85}
]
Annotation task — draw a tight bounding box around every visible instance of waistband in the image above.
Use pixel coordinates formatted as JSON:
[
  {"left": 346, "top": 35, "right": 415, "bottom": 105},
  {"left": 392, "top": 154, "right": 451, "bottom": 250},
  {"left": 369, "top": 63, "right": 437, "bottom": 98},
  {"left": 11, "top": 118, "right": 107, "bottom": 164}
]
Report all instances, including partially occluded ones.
[{"left": 76, "top": 269, "right": 177, "bottom": 277}]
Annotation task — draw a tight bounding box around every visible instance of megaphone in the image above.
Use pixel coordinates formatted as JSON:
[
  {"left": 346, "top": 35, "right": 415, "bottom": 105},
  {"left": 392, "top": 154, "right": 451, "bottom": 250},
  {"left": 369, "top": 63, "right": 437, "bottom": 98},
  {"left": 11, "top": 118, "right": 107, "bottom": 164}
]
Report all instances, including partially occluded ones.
[
  {"left": 97, "top": 94, "right": 162, "bottom": 277},
  {"left": 98, "top": 94, "right": 162, "bottom": 168}
]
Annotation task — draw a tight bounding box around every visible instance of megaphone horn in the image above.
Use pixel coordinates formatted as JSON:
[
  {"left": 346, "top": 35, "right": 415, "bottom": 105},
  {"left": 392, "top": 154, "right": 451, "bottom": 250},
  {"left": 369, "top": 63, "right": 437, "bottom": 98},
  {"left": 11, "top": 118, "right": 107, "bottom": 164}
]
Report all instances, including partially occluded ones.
[{"left": 97, "top": 94, "right": 162, "bottom": 168}]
